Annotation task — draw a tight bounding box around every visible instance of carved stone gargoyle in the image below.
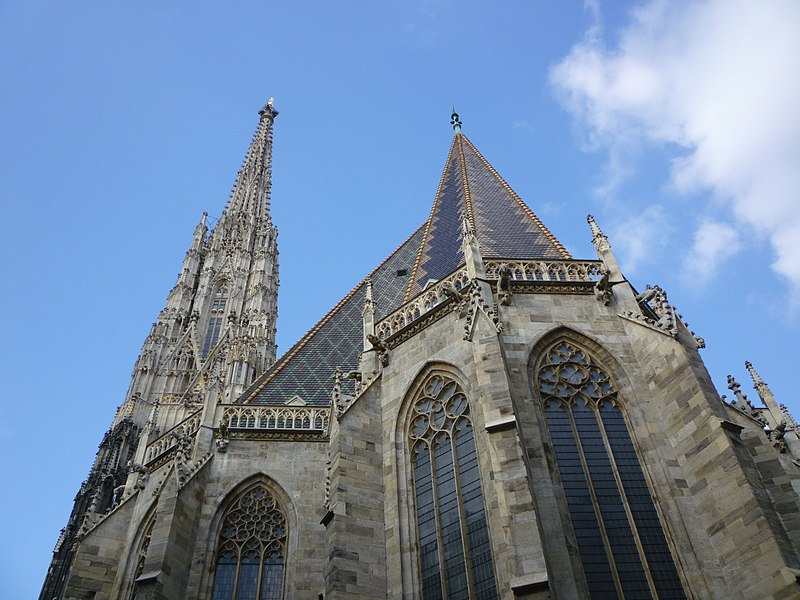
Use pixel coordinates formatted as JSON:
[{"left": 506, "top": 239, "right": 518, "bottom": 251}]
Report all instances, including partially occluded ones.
[
  {"left": 367, "top": 334, "right": 390, "bottom": 367},
  {"left": 442, "top": 282, "right": 469, "bottom": 318},
  {"left": 594, "top": 269, "right": 612, "bottom": 305}
]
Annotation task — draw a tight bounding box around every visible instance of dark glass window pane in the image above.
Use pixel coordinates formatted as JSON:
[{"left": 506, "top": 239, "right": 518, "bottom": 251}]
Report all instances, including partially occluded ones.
[
  {"left": 601, "top": 403, "right": 687, "bottom": 599},
  {"left": 572, "top": 401, "right": 651, "bottom": 599},
  {"left": 433, "top": 433, "right": 469, "bottom": 599},
  {"left": 414, "top": 443, "right": 443, "bottom": 600},
  {"left": 454, "top": 419, "right": 497, "bottom": 599},
  {"left": 203, "top": 316, "right": 223, "bottom": 358},
  {"left": 211, "top": 551, "right": 237, "bottom": 600},
  {"left": 260, "top": 550, "right": 284, "bottom": 600},
  {"left": 236, "top": 553, "right": 260, "bottom": 600},
  {"left": 545, "top": 403, "right": 617, "bottom": 596}
]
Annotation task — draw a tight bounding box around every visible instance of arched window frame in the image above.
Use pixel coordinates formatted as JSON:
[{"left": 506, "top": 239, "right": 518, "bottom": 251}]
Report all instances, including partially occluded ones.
[
  {"left": 203, "top": 280, "right": 231, "bottom": 358},
  {"left": 121, "top": 506, "right": 158, "bottom": 600},
  {"left": 534, "top": 338, "right": 687, "bottom": 600},
  {"left": 404, "top": 369, "right": 499, "bottom": 600},
  {"left": 207, "top": 480, "right": 288, "bottom": 600}
]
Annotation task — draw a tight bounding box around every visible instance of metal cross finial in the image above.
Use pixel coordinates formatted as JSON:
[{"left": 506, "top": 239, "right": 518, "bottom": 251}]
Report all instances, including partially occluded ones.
[{"left": 451, "top": 108, "right": 462, "bottom": 133}]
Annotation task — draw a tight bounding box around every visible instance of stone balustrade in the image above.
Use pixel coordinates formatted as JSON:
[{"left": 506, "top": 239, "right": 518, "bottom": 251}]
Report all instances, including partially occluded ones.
[
  {"left": 483, "top": 258, "right": 603, "bottom": 282},
  {"left": 376, "top": 268, "right": 471, "bottom": 339},
  {"left": 144, "top": 409, "right": 202, "bottom": 465},
  {"left": 375, "top": 260, "right": 603, "bottom": 340},
  {"left": 220, "top": 405, "right": 330, "bottom": 434}
]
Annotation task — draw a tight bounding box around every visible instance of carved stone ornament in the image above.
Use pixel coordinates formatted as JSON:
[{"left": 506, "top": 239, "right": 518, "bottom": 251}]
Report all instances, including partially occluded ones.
[
  {"left": 621, "top": 284, "right": 705, "bottom": 349},
  {"left": 770, "top": 420, "right": 788, "bottom": 453},
  {"left": 496, "top": 263, "right": 513, "bottom": 306},
  {"left": 461, "top": 280, "right": 503, "bottom": 341},
  {"left": 332, "top": 367, "right": 356, "bottom": 419},
  {"left": 128, "top": 462, "right": 149, "bottom": 491},
  {"left": 215, "top": 420, "right": 230, "bottom": 453},
  {"left": 594, "top": 268, "right": 612, "bottom": 306},
  {"left": 367, "top": 334, "right": 389, "bottom": 367},
  {"left": 727, "top": 374, "right": 769, "bottom": 426}
]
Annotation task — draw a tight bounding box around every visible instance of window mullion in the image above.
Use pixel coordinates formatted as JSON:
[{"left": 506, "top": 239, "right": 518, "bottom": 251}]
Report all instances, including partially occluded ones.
[
  {"left": 450, "top": 421, "right": 476, "bottom": 599},
  {"left": 231, "top": 546, "right": 242, "bottom": 600},
  {"left": 594, "top": 402, "right": 660, "bottom": 599},
  {"left": 429, "top": 436, "right": 449, "bottom": 599},
  {"left": 417, "top": 438, "right": 447, "bottom": 598},
  {"left": 567, "top": 404, "right": 626, "bottom": 598}
]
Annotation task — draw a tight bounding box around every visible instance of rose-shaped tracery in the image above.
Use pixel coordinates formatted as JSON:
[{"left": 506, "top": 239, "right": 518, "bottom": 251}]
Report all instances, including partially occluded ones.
[
  {"left": 211, "top": 484, "right": 286, "bottom": 600},
  {"left": 538, "top": 342, "right": 616, "bottom": 408}
]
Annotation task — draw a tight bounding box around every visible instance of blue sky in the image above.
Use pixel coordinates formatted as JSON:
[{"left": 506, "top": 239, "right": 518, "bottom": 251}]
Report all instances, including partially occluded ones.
[{"left": 2, "top": 1, "right": 799, "bottom": 596}]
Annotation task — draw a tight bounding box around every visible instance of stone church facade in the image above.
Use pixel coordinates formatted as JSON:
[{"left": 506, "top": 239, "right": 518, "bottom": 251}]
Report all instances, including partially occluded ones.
[{"left": 41, "top": 102, "right": 800, "bottom": 599}]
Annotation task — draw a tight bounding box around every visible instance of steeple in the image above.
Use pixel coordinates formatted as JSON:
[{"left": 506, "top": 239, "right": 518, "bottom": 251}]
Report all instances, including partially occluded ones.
[
  {"left": 221, "top": 98, "right": 279, "bottom": 226},
  {"left": 41, "top": 102, "right": 284, "bottom": 599}
]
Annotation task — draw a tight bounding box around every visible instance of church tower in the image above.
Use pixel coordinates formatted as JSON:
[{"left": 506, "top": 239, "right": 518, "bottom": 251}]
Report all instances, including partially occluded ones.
[
  {"left": 42, "top": 106, "right": 800, "bottom": 600},
  {"left": 40, "top": 101, "right": 280, "bottom": 600}
]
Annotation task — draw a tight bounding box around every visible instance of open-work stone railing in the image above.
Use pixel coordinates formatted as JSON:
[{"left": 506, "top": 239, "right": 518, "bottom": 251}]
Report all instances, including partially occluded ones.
[
  {"left": 144, "top": 409, "right": 202, "bottom": 465},
  {"left": 375, "top": 260, "right": 603, "bottom": 340},
  {"left": 483, "top": 259, "right": 603, "bottom": 282},
  {"left": 221, "top": 405, "right": 330, "bottom": 434},
  {"left": 376, "top": 268, "right": 471, "bottom": 339}
]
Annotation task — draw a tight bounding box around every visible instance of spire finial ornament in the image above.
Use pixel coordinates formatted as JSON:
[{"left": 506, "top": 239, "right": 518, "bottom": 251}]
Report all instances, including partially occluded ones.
[
  {"left": 259, "top": 98, "right": 278, "bottom": 120},
  {"left": 745, "top": 360, "right": 768, "bottom": 393},
  {"left": 451, "top": 108, "right": 462, "bottom": 134},
  {"left": 587, "top": 214, "right": 611, "bottom": 252}
]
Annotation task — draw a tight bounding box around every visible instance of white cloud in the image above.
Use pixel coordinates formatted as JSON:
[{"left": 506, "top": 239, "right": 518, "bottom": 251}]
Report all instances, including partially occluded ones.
[
  {"left": 607, "top": 204, "right": 671, "bottom": 275},
  {"left": 551, "top": 0, "right": 800, "bottom": 291},
  {"left": 683, "top": 221, "right": 741, "bottom": 283}
]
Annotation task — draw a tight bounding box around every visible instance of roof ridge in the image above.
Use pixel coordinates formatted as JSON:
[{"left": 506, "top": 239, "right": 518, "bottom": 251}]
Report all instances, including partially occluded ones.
[
  {"left": 404, "top": 136, "right": 459, "bottom": 303},
  {"left": 455, "top": 134, "right": 476, "bottom": 231},
  {"left": 460, "top": 134, "right": 571, "bottom": 259},
  {"left": 240, "top": 223, "right": 427, "bottom": 404}
]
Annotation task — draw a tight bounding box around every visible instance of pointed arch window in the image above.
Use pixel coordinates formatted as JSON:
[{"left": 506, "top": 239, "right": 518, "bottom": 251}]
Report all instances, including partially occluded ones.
[
  {"left": 129, "top": 514, "right": 156, "bottom": 600},
  {"left": 538, "top": 342, "right": 686, "bottom": 599},
  {"left": 409, "top": 373, "right": 498, "bottom": 600},
  {"left": 211, "top": 484, "right": 286, "bottom": 600},
  {"left": 203, "top": 282, "right": 229, "bottom": 358}
]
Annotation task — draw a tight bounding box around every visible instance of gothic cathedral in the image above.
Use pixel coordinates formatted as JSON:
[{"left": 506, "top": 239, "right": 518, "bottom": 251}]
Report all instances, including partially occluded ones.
[{"left": 41, "top": 102, "right": 800, "bottom": 599}]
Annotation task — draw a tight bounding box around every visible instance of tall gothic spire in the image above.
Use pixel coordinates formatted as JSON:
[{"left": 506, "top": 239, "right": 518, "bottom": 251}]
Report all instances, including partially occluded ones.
[{"left": 222, "top": 98, "right": 279, "bottom": 224}]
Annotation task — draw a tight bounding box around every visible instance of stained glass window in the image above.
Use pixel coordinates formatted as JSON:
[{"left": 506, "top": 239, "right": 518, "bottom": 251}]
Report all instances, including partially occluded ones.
[
  {"left": 538, "top": 341, "right": 686, "bottom": 599},
  {"left": 211, "top": 484, "right": 286, "bottom": 600},
  {"left": 409, "top": 373, "right": 498, "bottom": 600}
]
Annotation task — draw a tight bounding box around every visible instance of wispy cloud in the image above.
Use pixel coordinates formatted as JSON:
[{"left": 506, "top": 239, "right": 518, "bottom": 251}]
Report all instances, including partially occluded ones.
[
  {"left": 550, "top": 0, "right": 800, "bottom": 294},
  {"left": 608, "top": 204, "right": 671, "bottom": 275},
  {"left": 683, "top": 220, "right": 741, "bottom": 284}
]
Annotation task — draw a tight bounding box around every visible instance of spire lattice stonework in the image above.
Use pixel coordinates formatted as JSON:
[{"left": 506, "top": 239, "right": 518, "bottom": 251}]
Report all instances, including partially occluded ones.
[{"left": 39, "top": 102, "right": 282, "bottom": 600}]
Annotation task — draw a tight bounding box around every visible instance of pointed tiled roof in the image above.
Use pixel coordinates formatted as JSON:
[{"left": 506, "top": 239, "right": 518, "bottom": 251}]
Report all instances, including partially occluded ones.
[
  {"left": 404, "top": 133, "right": 569, "bottom": 299},
  {"left": 240, "top": 129, "right": 569, "bottom": 407},
  {"left": 241, "top": 226, "right": 425, "bottom": 406}
]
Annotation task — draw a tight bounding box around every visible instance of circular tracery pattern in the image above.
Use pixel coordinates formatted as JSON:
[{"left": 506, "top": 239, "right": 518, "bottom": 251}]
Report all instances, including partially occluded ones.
[
  {"left": 211, "top": 484, "right": 286, "bottom": 600},
  {"left": 538, "top": 342, "right": 616, "bottom": 407},
  {"left": 219, "top": 486, "right": 286, "bottom": 549},
  {"left": 409, "top": 375, "right": 470, "bottom": 445}
]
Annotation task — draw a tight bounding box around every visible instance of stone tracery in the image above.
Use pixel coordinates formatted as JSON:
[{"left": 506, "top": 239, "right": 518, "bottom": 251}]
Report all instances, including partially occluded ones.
[{"left": 211, "top": 484, "right": 287, "bottom": 600}]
